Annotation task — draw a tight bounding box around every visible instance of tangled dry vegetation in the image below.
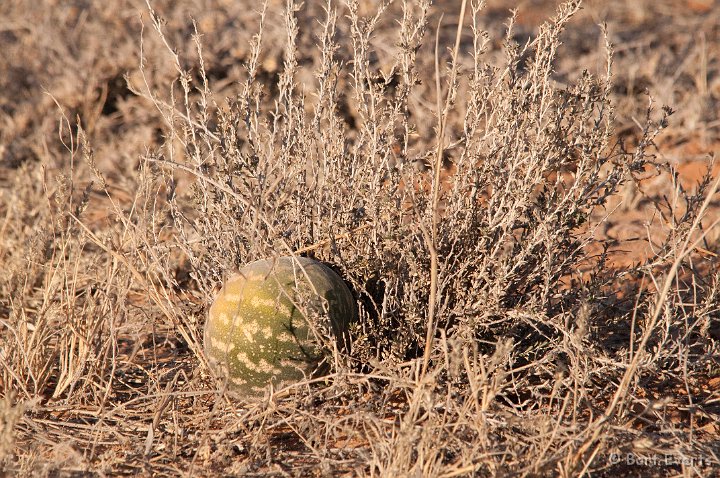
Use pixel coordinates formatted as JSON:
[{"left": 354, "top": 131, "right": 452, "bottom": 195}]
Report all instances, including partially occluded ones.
[{"left": 1, "top": 0, "right": 719, "bottom": 476}]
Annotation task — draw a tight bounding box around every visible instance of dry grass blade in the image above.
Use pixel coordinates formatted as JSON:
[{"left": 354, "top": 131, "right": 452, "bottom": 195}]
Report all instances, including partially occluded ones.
[{"left": 421, "top": 0, "right": 469, "bottom": 380}]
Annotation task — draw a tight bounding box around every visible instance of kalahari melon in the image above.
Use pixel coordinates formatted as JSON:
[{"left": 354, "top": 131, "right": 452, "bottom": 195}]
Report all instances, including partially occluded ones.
[{"left": 204, "top": 256, "right": 357, "bottom": 396}]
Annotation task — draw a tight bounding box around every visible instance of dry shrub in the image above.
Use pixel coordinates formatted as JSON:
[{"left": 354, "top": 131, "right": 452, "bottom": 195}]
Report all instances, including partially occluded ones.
[{"left": 1, "top": 0, "right": 718, "bottom": 476}]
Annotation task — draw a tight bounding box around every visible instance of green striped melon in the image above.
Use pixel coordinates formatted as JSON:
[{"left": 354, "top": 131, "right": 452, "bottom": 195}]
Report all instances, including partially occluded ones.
[{"left": 204, "top": 256, "right": 356, "bottom": 396}]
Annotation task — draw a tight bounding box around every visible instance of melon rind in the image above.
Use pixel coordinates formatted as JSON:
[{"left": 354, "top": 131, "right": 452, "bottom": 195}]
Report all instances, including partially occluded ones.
[{"left": 204, "top": 256, "right": 356, "bottom": 396}]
